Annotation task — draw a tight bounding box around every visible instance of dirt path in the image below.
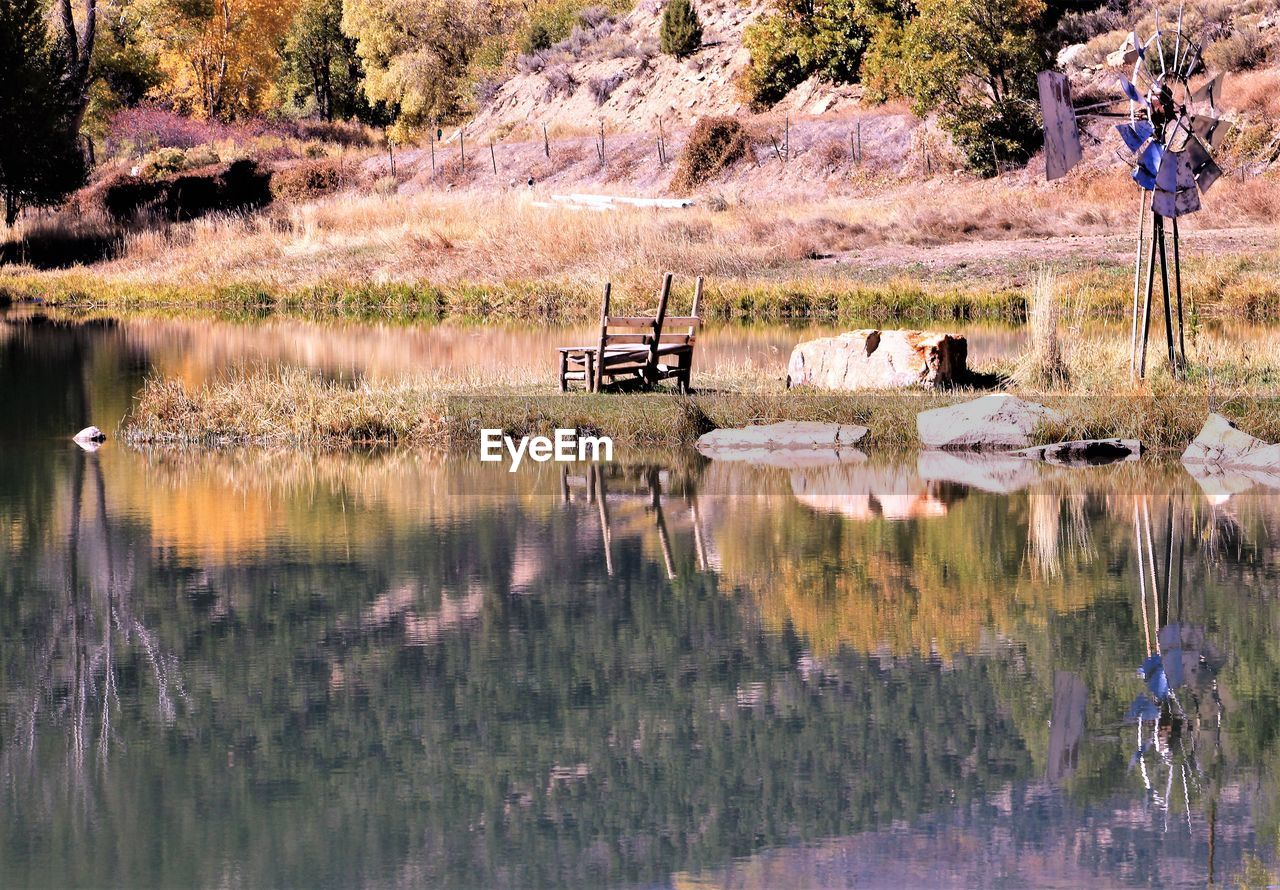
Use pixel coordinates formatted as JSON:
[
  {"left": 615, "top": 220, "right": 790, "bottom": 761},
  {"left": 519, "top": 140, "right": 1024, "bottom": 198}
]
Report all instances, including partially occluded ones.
[{"left": 826, "top": 224, "right": 1278, "bottom": 280}]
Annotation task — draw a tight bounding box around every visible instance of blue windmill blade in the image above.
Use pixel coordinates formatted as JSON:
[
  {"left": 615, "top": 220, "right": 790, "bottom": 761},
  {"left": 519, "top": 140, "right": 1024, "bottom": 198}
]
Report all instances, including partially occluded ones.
[
  {"left": 1136, "top": 140, "right": 1164, "bottom": 177},
  {"left": 1118, "top": 75, "right": 1148, "bottom": 107},
  {"left": 1127, "top": 693, "right": 1161, "bottom": 722},
  {"left": 1117, "top": 121, "right": 1154, "bottom": 153},
  {"left": 1123, "top": 29, "right": 1147, "bottom": 65}
]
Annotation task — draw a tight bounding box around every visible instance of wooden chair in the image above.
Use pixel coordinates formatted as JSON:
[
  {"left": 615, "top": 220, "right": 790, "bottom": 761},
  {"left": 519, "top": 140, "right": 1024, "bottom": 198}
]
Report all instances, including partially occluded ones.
[
  {"left": 558, "top": 274, "right": 703, "bottom": 392},
  {"left": 559, "top": 274, "right": 671, "bottom": 392},
  {"left": 647, "top": 276, "right": 702, "bottom": 393}
]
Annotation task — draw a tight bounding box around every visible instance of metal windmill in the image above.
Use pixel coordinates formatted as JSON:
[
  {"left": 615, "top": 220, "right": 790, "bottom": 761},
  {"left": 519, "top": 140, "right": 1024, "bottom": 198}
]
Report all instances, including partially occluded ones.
[{"left": 1037, "top": 6, "right": 1228, "bottom": 380}]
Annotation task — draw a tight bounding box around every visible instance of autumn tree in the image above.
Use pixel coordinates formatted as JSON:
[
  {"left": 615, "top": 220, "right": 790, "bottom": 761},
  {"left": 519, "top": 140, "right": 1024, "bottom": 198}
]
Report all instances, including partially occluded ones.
[
  {"left": 135, "top": 0, "right": 300, "bottom": 119},
  {"left": 0, "top": 0, "right": 87, "bottom": 226},
  {"left": 342, "top": 0, "right": 488, "bottom": 133},
  {"left": 869, "top": 0, "right": 1051, "bottom": 175}
]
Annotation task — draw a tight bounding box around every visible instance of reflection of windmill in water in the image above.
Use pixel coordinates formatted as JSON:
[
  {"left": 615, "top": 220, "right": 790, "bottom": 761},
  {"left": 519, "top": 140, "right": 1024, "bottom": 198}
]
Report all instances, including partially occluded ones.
[
  {"left": 1038, "top": 5, "right": 1227, "bottom": 379},
  {"left": 1125, "top": 496, "right": 1225, "bottom": 846}
]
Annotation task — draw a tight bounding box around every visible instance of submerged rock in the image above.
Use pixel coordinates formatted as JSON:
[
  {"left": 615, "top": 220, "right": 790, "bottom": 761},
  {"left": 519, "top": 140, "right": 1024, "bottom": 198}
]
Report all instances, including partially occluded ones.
[
  {"left": 916, "top": 394, "right": 1063, "bottom": 450},
  {"left": 786, "top": 329, "right": 967, "bottom": 391},
  {"left": 696, "top": 421, "right": 868, "bottom": 468},
  {"left": 1010, "top": 438, "right": 1141, "bottom": 466}
]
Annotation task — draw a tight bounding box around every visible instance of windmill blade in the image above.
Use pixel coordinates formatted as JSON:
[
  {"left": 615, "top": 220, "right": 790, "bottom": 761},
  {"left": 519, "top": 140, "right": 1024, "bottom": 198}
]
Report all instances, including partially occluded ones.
[
  {"left": 1038, "top": 71, "right": 1084, "bottom": 180},
  {"left": 1117, "top": 121, "right": 1155, "bottom": 153},
  {"left": 1190, "top": 113, "right": 1229, "bottom": 149},
  {"left": 1123, "top": 29, "right": 1147, "bottom": 65},
  {"left": 1173, "top": 2, "right": 1184, "bottom": 72},
  {"left": 1131, "top": 139, "right": 1163, "bottom": 190},
  {"left": 1153, "top": 149, "right": 1200, "bottom": 217},
  {"left": 1192, "top": 73, "right": 1223, "bottom": 109},
  {"left": 1118, "top": 75, "right": 1149, "bottom": 107},
  {"left": 1154, "top": 11, "right": 1165, "bottom": 76},
  {"left": 1185, "top": 135, "right": 1224, "bottom": 193}
]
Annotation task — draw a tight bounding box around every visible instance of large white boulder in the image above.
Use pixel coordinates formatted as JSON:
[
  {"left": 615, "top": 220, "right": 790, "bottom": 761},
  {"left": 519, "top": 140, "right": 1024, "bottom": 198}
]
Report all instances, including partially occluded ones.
[
  {"left": 787, "top": 329, "right": 967, "bottom": 391},
  {"left": 917, "top": 394, "right": 1063, "bottom": 450},
  {"left": 1181, "top": 413, "right": 1280, "bottom": 469},
  {"left": 696, "top": 421, "right": 868, "bottom": 468}
]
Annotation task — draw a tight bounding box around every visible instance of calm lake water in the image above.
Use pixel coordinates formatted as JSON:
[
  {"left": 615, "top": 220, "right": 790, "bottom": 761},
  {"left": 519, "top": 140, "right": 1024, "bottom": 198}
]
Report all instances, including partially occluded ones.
[{"left": 2, "top": 309, "right": 1279, "bottom": 888}]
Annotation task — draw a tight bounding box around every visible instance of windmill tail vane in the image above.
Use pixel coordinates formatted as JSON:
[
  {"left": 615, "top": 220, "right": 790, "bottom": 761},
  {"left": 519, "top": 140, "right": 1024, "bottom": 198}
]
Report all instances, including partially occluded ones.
[{"left": 1035, "top": 4, "right": 1229, "bottom": 380}]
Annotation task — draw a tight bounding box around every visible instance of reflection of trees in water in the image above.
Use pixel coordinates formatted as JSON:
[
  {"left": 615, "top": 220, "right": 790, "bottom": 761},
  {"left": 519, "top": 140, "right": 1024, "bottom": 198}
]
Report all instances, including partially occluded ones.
[
  {"left": 3, "top": 448, "right": 1280, "bottom": 885},
  {"left": 0, "top": 449, "right": 1040, "bottom": 887},
  {"left": 1, "top": 451, "right": 187, "bottom": 807}
]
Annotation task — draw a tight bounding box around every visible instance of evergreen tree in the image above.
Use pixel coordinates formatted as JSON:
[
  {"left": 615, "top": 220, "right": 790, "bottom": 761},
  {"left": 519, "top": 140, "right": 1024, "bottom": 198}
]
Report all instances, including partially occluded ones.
[
  {"left": 0, "top": 0, "right": 87, "bottom": 227},
  {"left": 660, "top": 0, "right": 703, "bottom": 58}
]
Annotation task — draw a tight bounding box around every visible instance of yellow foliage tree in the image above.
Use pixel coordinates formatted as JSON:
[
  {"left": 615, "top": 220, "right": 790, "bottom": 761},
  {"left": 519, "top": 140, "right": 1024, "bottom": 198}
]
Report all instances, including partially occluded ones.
[
  {"left": 342, "top": 0, "right": 492, "bottom": 134},
  {"left": 137, "top": 0, "right": 300, "bottom": 119}
]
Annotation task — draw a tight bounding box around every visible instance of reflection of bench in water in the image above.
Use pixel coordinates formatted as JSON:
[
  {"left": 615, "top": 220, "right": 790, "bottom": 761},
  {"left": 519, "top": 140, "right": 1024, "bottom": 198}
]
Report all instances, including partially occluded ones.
[
  {"left": 557, "top": 273, "right": 702, "bottom": 393},
  {"left": 560, "top": 464, "right": 711, "bottom": 579}
]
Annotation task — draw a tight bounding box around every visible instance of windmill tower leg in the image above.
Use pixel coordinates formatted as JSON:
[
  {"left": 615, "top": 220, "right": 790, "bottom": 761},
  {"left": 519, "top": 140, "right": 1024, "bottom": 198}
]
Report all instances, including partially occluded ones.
[
  {"left": 1171, "top": 216, "right": 1187, "bottom": 370},
  {"left": 1130, "top": 190, "right": 1150, "bottom": 380},
  {"left": 1157, "top": 217, "right": 1178, "bottom": 376},
  {"left": 1138, "top": 213, "right": 1161, "bottom": 379}
]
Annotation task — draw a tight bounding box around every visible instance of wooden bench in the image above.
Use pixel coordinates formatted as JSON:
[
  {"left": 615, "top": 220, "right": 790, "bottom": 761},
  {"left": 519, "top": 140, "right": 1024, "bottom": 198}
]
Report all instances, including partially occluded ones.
[{"left": 558, "top": 274, "right": 703, "bottom": 393}]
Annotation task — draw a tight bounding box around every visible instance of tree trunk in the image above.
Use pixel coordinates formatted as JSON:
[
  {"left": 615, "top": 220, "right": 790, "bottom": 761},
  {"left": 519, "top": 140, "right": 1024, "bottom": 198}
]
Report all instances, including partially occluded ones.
[
  {"left": 57, "top": 0, "right": 97, "bottom": 132},
  {"left": 5, "top": 188, "right": 17, "bottom": 229}
]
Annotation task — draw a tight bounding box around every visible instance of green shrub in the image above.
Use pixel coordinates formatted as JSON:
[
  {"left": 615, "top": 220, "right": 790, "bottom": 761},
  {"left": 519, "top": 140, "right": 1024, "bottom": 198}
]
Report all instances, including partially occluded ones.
[
  {"left": 738, "top": 0, "right": 869, "bottom": 110},
  {"left": 522, "top": 0, "right": 583, "bottom": 54},
  {"left": 1205, "top": 26, "right": 1268, "bottom": 72},
  {"left": 670, "top": 116, "right": 749, "bottom": 193},
  {"left": 660, "top": 0, "right": 703, "bottom": 58},
  {"left": 740, "top": 16, "right": 808, "bottom": 109},
  {"left": 139, "top": 147, "right": 189, "bottom": 178}
]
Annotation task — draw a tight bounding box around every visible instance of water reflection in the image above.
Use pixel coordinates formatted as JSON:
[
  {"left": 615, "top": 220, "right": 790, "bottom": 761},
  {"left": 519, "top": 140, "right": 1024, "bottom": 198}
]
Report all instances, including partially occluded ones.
[
  {"left": 2, "top": 441, "right": 1279, "bottom": 887},
  {"left": 4, "top": 314, "right": 1280, "bottom": 887}
]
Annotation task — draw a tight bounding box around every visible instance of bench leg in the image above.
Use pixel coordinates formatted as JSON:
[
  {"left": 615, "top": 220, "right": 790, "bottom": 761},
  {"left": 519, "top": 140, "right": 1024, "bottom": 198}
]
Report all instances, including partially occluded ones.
[
  {"left": 558, "top": 351, "right": 568, "bottom": 392},
  {"left": 586, "top": 352, "right": 595, "bottom": 392}
]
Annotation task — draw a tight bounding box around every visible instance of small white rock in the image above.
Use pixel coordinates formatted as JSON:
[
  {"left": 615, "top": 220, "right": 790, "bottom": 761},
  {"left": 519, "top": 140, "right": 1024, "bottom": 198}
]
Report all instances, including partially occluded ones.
[{"left": 73, "top": 426, "right": 106, "bottom": 444}]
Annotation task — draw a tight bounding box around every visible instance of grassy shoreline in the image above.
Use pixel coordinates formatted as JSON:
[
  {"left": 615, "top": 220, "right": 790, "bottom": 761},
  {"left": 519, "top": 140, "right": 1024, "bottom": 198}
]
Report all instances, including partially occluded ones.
[
  {"left": 120, "top": 367, "right": 1280, "bottom": 452},
  {"left": 3, "top": 272, "right": 1032, "bottom": 323}
]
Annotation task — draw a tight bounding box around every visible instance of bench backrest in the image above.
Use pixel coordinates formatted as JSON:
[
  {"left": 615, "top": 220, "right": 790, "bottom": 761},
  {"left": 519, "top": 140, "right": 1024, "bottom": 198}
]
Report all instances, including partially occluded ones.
[{"left": 591, "top": 274, "right": 701, "bottom": 389}]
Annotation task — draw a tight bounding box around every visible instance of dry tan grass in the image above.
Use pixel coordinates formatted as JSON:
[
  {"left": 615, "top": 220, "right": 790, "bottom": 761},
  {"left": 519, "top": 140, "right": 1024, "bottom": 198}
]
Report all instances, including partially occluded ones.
[{"left": 24, "top": 172, "right": 1218, "bottom": 291}]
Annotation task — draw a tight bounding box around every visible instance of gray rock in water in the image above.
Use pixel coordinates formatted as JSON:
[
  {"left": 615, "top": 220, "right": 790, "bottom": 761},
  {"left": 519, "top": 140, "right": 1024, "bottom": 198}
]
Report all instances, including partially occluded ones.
[
  {"left": 1010, "top": 438, "right": 1141, "bottom": 466},
  {"left": 73, "top": 426, "right": 106, "bottom": 443},
  {"left": 1181, "top": 413, "right": 1280, "bottom": 469},
  {"left": 786, "top": 329, "right": 967, "bottom": 391},
  {"left": 696, "top": 421, "right": 869, "bottom": 468},
  {"left": 917, "top": 394, "right": 1063, "bottom": 450}
]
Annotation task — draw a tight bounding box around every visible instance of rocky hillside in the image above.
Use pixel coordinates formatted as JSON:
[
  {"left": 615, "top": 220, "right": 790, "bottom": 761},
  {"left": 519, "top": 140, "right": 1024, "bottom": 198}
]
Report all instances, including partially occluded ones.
[{"left": 468, "top": 0, "right": 860, "bottom": 141}]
